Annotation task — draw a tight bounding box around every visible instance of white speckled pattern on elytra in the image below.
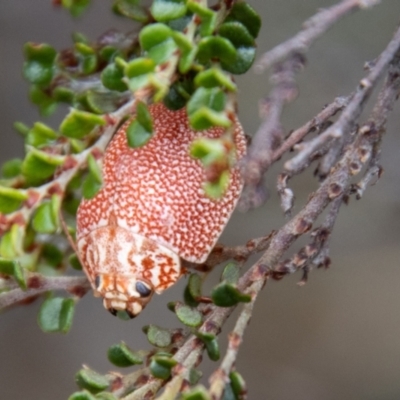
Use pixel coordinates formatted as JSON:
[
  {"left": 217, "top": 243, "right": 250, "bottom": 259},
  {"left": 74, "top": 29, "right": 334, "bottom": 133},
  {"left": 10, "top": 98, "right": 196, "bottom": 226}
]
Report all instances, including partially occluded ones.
[{"left": 76, "top": 103, "right": 246, "bottom": 315}]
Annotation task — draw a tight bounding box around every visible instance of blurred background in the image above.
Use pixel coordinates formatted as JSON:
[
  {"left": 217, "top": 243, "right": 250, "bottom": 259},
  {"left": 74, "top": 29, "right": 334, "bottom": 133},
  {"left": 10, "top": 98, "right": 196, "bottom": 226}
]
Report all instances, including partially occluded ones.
[{"left": 1, "top": 1, "right": 400, "bottom": 399}]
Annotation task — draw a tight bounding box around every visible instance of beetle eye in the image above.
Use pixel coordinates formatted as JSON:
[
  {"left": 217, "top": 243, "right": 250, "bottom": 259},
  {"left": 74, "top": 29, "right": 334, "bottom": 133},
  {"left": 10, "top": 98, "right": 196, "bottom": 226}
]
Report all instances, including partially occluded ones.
[
  {"left": 94, "top": 275, "right": 101, "bottom": 289},
  {"left": 136, "top": 281, "right": 152, "bottom": 297},
  {"left": 108, "top": 308, "right": 117, "bottom": 316}
]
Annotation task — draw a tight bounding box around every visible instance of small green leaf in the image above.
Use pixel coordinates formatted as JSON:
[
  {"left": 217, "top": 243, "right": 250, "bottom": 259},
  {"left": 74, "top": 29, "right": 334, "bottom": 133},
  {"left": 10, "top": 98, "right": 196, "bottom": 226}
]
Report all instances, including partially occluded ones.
[
  {"left": 23, "top": 42, "right": 56, "bottom": 86},
  {"left": 211, "top": 282, "right": 251, "bottom": 307},
  {"left": 69, "top": 254, "right": 83, "bottom": 270},
  {"left": 38, "top": 297, "right": 76, "bottom": 333},
  {"left": 163, "top": 84, "right": 188, "bottom": 110},
  {"left": 85, "top": 90, "right": 122, "bottom": 114},
  {"left": 76, "top": 368, "right": 110, "bottom": 394},
  {"left": 24, "top": 61, "right": 53, "bottom": 86},
  {"left": 149, "top": 355, "right": 177, "bottom": 380},
  {"left": 225, "top": 2, "right": 262, "bottom": 38},
  {"left": 29, "top": 85, "right": 57, "bottom": 116},
  {"left": 0, "top": 259, "right": 27, "bottom": 290},
  {"left": 167, "top": 14, "right": 192, "bottom": 32},
  {"left": 188, "top": 108, "right": 231, "bottom": 131},
  {"left": 0, "top": 186, "right": 28, "bottom": 214},
  {"left": 26, "top": 122, "right": 58, "bottom": 147},
  {"left": 218, "top": 22, "right": 256, "bottom": 74},
  {"left": 183, "top": 273, "right": 202, "bottom": 307},
  {"left": 140, "top": 23, "right": 172, "bottom": 51},
  {"left": 229, "top": 371, "right": 247, "bottom": 400},
  {"left": 139, "top": 24, "right": 177, "bottom": 65},
  {"left": 13, "top": 262, "right": 27, "bottom": 290},
  {"left": 68, "top": 391, "right": 97, "bottom": 400},
  {"left": 87, "top": 154, "right": 102, "bottom": 184},
  {"left": 32, "top": 196, "right": 60, "bottom": 234},
  {"left": 2, "top": 159, "right": 23, "bottom": 178},
  {"left": 61, "top": 0, "right": 91, "bottom": 17},
  {"left": 190, "top": 137, "right": 226, "bottom": 166},
  {"left": 0, "top": 258, "right": 16, "bottom": 275},
  {"left": 108, "top": 342, "right": 143, "bottom": 367},
  {"left": 151, "top": 0, "right": 187, "bottom": 22},
  {"left": 41, "top": 243, "right": 64, "bottom": 268},
  {"left": 186, "top": 1, "right": 217, "bottom": 36},
  {"left": 175, "top": 303, "right": 202, "bottom": 327},
  {"left": 195, "top": 68, "right": 236, "bottom": 92},
  {"left": 187, "top": 87, "right": 226, "bottom": 114},
  {"left": 113, "top": 0, "right": 149, "bottom": 23},
  {"left": 53, "top": 86, "right": 75, "bottom": 104},
  {"left": 181, "top": 385, "right": 211, "bottom": 400},
  {"left": 126, "top": 115, "right": 153, "bottom": 148},
  {"left": 187, "top": 87, "right": 230, "bottom": 130},
  {"left": 219, "top": 22, "right": 255, "bottom": 48},
  {"left": 124, "top": 57, "right": 156, "bottom": 91},
  {"left": 196, "top": 36, "right": 237, "bottom": 65},
  {"left": 125, "top": 58, "right": 155, "bottom": 78},
  {"left": 95, "top": 393, "right": 118, "bottom": 400},
  {"left": 101, "top": 63, "right": 128, "bottom": 92},
  {"left": 195, "top": 331, "right": 220, "bottom": 361},
  {"left": 60, "top": 109, "right": 106, "bottom": 139},
  {"left": 221, "top": 262, "right": 240, "bottom": 285},
  {"left": 24, "top": 42, "right": 56, "bottom": 64},
  {"left": 82, "top": 173, "right": 102, "bottom": 200},
  {"left": 143, "top": 324, "right": 172, "bottom": 348},
  {"left": 22, "top": 147, "right": 64, "bottom": 183},
  {"left": 221, "top": 47, "right": 256, "bottom": 74},
  {"left": 0, "top": 225, "right": 24, "bottom": 259}
]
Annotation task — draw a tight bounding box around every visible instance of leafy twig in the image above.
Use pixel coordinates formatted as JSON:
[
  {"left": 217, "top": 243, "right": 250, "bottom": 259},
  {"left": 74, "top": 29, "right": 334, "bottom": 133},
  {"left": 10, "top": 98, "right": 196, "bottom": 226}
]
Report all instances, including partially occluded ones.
[{"left": 0, "top": 273, "right": 90, "bottom": 309}]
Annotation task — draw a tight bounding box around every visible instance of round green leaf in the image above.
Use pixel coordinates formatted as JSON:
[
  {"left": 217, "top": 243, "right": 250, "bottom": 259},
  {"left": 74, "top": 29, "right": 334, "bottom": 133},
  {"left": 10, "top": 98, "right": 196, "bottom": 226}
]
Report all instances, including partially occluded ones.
[
  {"left": 211, "top": 282, "right": 251, "bottom": 307},
  {"left": 183, "top": 273, "right": 202, "bottom": 307},
  {"left": 68, "top": 391, "right": 97, "bottom": 400},
  {"left": 143, "top": 324, "right": 172, "bottom": 348},
  {"left": 82, "top": 173, "right": 103, "bottom": 200},
  {"left": 221, "top": 46, "right": 256, "bottom": 75},
  {"left": 221, "top": 262, "right": 240, "bottom": 285},
  {"left": 32, "top": 201, "right": 58, "bottom": 234},
  {"left": 76, "top": 369, "right": 110, "bottom": 394},
  {"left": 22, "top": 148, "right": 64, "bottom": 183},
  {"left": 229, "top": 371, "right": 247, "bottom": 399},
  {"left": 194, "top": 68, "right": 236, "bottom": 92},
  {"left": 23, "top": 62, "right": 53, "bottom": 86},
  {"left": 0, "top": 186, "right": 27, "bottom": 214},
  {"left": 69, "top": 254, "right": 83, "bottom": 270},
  {"left": 149, "top": 355, "right": 177, "bottom": 380},
  {"left": 95, "top": 393, "right": 118, "bottom": 400},
  {"left": 113, "top": 0, "right": 149, "bottom": 23},
  {"left": 38, "top": 297, "right": 76, "bottom": 333},
  {"left": 60, "top": 109, "right": 106, "bottom": 139},
  {"left": 218, "top": 22, "right": 254, "bottom": 48},
  {"left": 175, "top": 303, "right": 202, "bottom": 327},
  {"left": 225, "top": 2, "right": 262, "bottom": 38},
  {"left": 189, "top": 108, "right": 231, "bottom": 131},
  {"left": 126, "top": 119, "right": 153, "bottom": 148},
  {"left": 187, "top": 87, "right": 226, "bottom": 114},
  {"left": 107, "top": 342, "right": 143, "bottom": 367},
  {"left": 181, "top": 385, "right": 211, "bottom": 400},
  {"left": 139, "top": 23, "right": 173, "bottom": 51},
  {"left": 196, "top": 36, "right": 237, "bottom": 65},
  {"left": 101, "top": 63, "right": 128, "bottom": 92},
  {"left": 151, "top": 0, "right": 187, "bottom": 22},
  {"left": 26, "top": 122, "right": 58, "bottom": 148}
]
